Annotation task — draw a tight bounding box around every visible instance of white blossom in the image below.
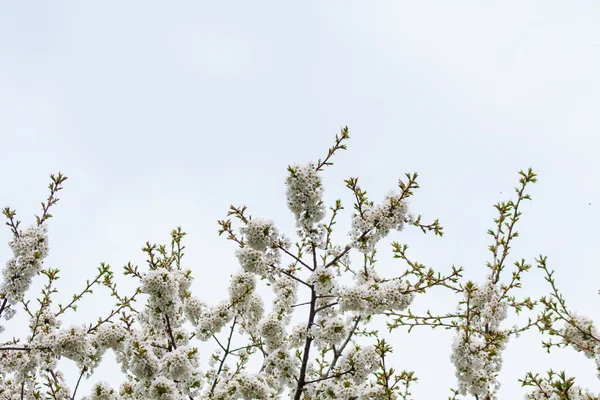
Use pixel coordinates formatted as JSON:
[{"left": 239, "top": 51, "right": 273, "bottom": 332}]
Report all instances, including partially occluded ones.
[
  {"left": 271, "top": 275, "right": 298, "bottom": 316},
  {"left": 350, "top": 192, "right": 410, "bottom": 253},
  {"left": 562, "top": 313, "right": 600, "bottom": 359},
  {"left": 524, "top": 380, "right": 598, "bottom": 400},
  {"left": 285, "top": 163, "right": 326, "bottom": 242},
  {"left": 259, "top": 312, "right": 285, "bottom": 350},
  {"left": 263, "top": 346, "right": 300, "bottom": 388},
  {"left": 51, "top": 325, "right": 96, "bottom": 369},
  {"left": 310, "top": 314, "right": 348, "bottom": 349},
  {"left": 195, "top": 301, "right": 233, "bottom": 340},
  {"left": 240, "top": 218, "right": 279, "bottom": 252},
  {"left": 162, "top": 345, "right": 199, "bottom": 381},
  {"left": 142, "top": 268, "right": 181, "bottom": 316},
  {"left": 228, "top": 271, "right": 256, "bottom": 303},
  {"left": 83, "top": 381, "right": 117, "bottom": 400},
  {"left": 1, "top": 224, "right": 49, "bottom": 323},
  {"left": 149, "top": 375, "right": 177, "bottom": 399},
  {"left": 338, "top": 279, "right": 414, "bottom": 315},
  {"left": 450, "top": 279, "right": 509, "bottom": 399},
  {"left": 0, "top": 137, "right": 560, "bottom": 400},
  {"left": 308, "top": 266, "right": 338, "bottom": 297},
  {"left": 339, "top": 345, "right": 379, "bottom": 383},
  {"left": 184, "top": 296, "right": 206, "bottom": 326},
  {"left": 92, "top": 323, "right": 128, "bottom": 352},
  {"left": 236, "top": 247, "right": 270, "bottom": 275},
  {"left": 122, "top": 333, "right": 161, "bottom": 380}
]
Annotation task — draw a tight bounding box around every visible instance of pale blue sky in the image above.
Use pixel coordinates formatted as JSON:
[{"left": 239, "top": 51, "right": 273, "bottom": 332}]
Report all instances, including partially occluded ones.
[{"left": 1, "top": 1, "right": 600, "bottom": 398}]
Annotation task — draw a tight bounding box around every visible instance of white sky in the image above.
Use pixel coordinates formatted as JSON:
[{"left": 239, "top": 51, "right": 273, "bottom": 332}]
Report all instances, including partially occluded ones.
[{"left": 1, "top": 1, "right": 600, "bottom": 398}]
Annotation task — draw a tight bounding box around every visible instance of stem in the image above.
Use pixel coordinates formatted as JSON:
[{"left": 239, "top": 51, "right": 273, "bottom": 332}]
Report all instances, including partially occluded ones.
[
  {"left": 324, "top": 227, "right": 374, "bottom": 270},
  {"left": 270, "top": 265, "right": 311, "bottom": 288},
  {"left": 0, "top": 346, "right": 50, "bottom": 351},
  {"left": 0, "top": 298, "right": 8, "bottom": 321},
  {"left": 57, "top": 270, "right": 107, "bottom": 316},
  {"left": 314, "top": 302, "right": 338, "bottom": 314},
  {"left": 279, "top": 245, "right": 313, "bottom": 271},
  {"left": 165, "top": 315, "right": 177, "bottom": 350},
  {"left": 210, "top": 317, "right": 238, "bottom": 395},
  {"left": 326, "top": 316, "right": 361, "bottom": 377},
  {"left": 71, "top": 367, "right": 86, "bottom": 400},
  {"left": 305, "top": 367, "right": 354, "bottom": 384},
  {"left": 293, "top": 288, "right": 317, "bottom": 400}
]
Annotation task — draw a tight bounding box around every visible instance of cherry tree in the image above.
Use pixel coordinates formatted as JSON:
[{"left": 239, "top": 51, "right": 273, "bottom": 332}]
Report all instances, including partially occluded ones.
[{"left": 0, "top": 127, "right": 596, "bottom": 399}]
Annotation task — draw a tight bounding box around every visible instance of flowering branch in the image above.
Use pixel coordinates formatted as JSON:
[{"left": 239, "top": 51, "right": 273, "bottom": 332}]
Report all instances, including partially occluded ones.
[{"left": 0, "top": 128, "right": 579, "bottom": 400}]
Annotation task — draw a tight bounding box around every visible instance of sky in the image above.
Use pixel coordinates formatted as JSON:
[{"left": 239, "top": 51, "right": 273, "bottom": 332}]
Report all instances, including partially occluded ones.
[{"left": 1, "top": 1, "right": 600, "bottom": 398}]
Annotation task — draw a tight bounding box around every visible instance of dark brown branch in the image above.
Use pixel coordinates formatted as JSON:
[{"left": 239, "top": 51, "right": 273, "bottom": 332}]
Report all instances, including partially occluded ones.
[
  {"left": 293, "top": 288, "right": 317, "bottom": 400},
  {"left": 279, "top": 245, "right": 313, "bottom": 271}
]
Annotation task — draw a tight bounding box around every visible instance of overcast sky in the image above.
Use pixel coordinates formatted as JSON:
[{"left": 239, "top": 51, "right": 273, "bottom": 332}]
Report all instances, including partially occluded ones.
[{"left": 1, "top": 1, "right": 600, "bottom": 398}]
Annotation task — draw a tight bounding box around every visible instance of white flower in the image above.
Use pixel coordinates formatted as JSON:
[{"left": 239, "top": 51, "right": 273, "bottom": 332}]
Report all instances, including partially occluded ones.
[
  {"left": 195, "top": 302, "right": 233, "bottom": 340},
  {"left": 92, "top": 323, "right": 128, "bottom": 352},
  {"left": 286, "top": 163, "right": 326, "bottom": 233},
  {"left": 52, "top": 325, "right": 95, "bottom": 369},
  {"left": 240, "top": 218, "right": 279, "bottom": 252},
  {"left": 449, "top": 278, "right": 509, "bottom": 399},
  {"left": 471, "top": 280, "right": 508, "bottom": 333},
  {"left": 141, "top": 268, "right": 180, "bottom": 314},
  {"left": 339, "top": 345, "right": 379, "bottom": 383},
  {"left": 236, "top": 247, "right": 269, "bottom": 275},
  {"left": 149, "top": 376, "right": 177, "bottom": 400},
  {"left": 184, "top": 296, "right": 206, "bottom": 326},
  {"left": 1, "top": 224, "right": 49, "bottom": 321},
  {"left": 338, "top": 280, "right": 414, "bottom": 316},
  {"left": 86, "top": 381, "right": 117, "bottom": 400},
  {"left": 272, "top": 275, "right": 298, "bottom": 316},
  {"left": 234, "top": 373, "right": 277, "bottom": 399},
  {"left": 228, "top": 271, "right": 256, "bottom": 302},
  {"left": 259, "top": 313, "right": 285, "bottom": 350},
  {"left": 123, "top": 334, "right": 161, "bottom": 380},
  {"left": 263, "top": 346, "right": 300, "bottom": 387},
  {"left": 238, "top": 292, "right": 264, "bottom": 333},
  {"left": 163, "top": 345, "right": 199, "bottom": 381},
  {"left": 562, "top": 313, "right": 600, "bottom": 359},
  {"left": 450, "top": 330, "right": 506, "bottom": 398},
  {"left": 308, "top": 266, "right": 338, "bottom": 297},
  {"left": 524, "top": 380, "right": 598, "bottom": 400},
  {"left": 310, "top": 315, "right": 348, "bottom": 349},
  {"left": 350, "top": 192, "right": 409, "bottom": 253}
]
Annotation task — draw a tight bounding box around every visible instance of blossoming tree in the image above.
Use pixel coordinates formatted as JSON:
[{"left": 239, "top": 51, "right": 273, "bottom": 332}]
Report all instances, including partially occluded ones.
[{"left": 0, "top": 128, "right": 596, "bottom": 399}]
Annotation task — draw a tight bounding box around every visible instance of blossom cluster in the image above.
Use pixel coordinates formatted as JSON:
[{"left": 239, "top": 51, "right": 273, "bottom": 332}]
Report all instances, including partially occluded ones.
[
  {"left": 338, "top": 278, "right": 414, "bottom": 316},
  {"left": 285, "top": 163, "right": 326, "bottom": 245},
  {"left": 303, "top": 345, "right": 379, "bottom": 400},
  {"left": 350, "top": 192, "right": 411, "bottom": 253},
  {"left": 524, "top": 378, "right": 597, "bottom": 400},
  {"left": 562, "top": 314, "right": 600, "bottom": 360},
  {"left": 0, "top": 159, "right": 459, "bottom": 399},
  {"left": 0, "top": 224, "right": 49, "bottom": 329},
  {"left": 2, "top": 133, "right": 573, "bottom": 400},
  {"left": 450, "top": 279, "right": 509, "bottom": 399}
]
